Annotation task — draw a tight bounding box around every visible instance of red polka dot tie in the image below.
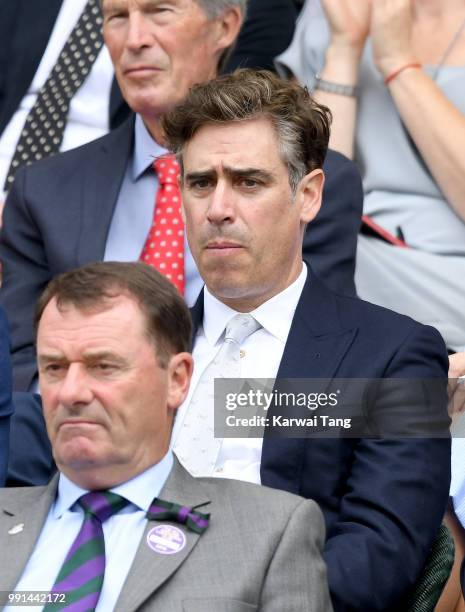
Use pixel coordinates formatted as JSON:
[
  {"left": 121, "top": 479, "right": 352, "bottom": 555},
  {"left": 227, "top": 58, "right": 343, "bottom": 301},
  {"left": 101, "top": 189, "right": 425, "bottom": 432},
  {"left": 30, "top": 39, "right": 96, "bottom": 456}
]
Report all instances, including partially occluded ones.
[{"left": 140, "top": 154, "right": 185, "bottom": 294}]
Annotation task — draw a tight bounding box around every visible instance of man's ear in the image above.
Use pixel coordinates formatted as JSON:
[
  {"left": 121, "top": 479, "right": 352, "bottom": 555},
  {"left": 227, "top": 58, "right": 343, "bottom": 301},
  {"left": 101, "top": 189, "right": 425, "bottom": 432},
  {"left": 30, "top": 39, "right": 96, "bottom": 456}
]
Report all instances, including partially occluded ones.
[
  {"left": 297, "top": 169, "right": 325, "bottom": 225},
  {"left": 213, "top": 6, "right": 243, "bottom": 55},
  {"left": 167, "top": 352, "right": 194, "bottom": 413}
]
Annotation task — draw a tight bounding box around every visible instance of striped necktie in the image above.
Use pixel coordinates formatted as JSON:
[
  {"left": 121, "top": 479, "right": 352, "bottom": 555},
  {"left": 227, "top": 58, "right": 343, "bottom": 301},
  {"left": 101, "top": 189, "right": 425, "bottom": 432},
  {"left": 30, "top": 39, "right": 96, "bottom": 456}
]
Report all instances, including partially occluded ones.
[{"left": 44, "top": 491, "right": 129, "bottom": 611}]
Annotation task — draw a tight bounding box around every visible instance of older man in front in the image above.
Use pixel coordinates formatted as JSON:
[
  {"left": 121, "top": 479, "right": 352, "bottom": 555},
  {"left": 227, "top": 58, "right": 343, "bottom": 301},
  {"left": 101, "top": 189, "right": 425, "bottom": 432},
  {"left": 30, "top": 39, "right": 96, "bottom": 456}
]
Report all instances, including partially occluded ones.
[{"left": 0, "top": 262, "right": 331, "bottom": 612}]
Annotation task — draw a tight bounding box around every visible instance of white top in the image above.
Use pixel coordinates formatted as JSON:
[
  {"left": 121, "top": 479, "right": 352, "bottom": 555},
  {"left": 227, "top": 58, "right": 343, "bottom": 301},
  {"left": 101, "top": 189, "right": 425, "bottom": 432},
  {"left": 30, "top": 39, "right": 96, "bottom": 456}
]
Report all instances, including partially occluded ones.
[
  {"left": 172, "top": 264, "right": 308, "bottom": 484},
  {"left": 0, "top": 0, "right": 114, "bottom": 198},
  {"left": 7, "top": 452, "right": 173, "bottom": 612}
]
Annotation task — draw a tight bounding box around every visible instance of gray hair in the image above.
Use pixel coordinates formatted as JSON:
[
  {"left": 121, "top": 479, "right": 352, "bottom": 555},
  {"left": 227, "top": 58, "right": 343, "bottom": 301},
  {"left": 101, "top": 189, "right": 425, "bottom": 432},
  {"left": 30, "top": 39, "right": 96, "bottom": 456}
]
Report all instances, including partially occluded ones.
[
  {"left": 198, "top": 0, "right": 247, "bottom": 19},
  {"left": 198, "top": 0, "right": 247, "bottom": 72}
]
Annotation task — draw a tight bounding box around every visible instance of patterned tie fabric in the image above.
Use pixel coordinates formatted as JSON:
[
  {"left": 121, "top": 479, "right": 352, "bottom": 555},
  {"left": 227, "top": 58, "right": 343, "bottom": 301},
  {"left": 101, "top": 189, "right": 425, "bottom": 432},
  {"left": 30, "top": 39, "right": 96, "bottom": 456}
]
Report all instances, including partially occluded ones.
[
  {"left": 174, "top": 314, "right": 261, "bottom": 476},
  {"left": 140, "top": 154, "right": 185, "bottom": 294},
  {"left": 44, "top": 491, "right": 129, "bottom": 612},
  {"left": 146, "top": 497, "right": 210, "bottom": 534},
  {"left": 4, "top": 0, "right": 104, "bottom": 192}
]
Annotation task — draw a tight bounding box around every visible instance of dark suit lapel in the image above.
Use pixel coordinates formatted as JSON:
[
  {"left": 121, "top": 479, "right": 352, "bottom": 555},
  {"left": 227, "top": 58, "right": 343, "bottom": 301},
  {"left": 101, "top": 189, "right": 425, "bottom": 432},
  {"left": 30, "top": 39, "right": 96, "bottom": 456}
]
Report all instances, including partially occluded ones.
[
  {"left": 0, "top": 476, "right": 58, "bottom": 592},
  {"left": 189, "top": 290, "right": 205, "bottom": 349},
  {"left": 77, "top": 116, "right": 135, "bottom": 265},
  {"left": 114, "top": 459, "right": 211, "bottom": 612},
  {"left": 276, "top": 271, "right": 358, "bottom": 380},
  {"left": 191, "top": 272, "right": 357, "bottom": 378},
  {"left": 261, "top": 270, "right": 358, "bottom": 492}
]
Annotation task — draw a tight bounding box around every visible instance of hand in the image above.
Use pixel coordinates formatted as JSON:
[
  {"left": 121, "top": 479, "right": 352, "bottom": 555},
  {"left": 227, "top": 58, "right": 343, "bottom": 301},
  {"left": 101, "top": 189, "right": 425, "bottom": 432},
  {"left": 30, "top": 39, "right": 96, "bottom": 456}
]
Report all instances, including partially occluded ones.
[
  {"left": 370, "top": 0, "right": 416, "bottom": 78},
  {"left": 321, "top": 0, "right": 372, "bottom": 57},
  {"left": 448, "top": 352, "right": 465, "bottom": 420}
]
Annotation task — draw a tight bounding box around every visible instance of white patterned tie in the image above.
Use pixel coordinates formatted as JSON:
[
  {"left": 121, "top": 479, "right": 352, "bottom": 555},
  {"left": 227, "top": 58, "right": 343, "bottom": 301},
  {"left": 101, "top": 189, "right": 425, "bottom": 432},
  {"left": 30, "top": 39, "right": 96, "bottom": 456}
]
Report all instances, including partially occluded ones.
[{"left": 174, "top": 314, "right": 261, "bottom": 476}]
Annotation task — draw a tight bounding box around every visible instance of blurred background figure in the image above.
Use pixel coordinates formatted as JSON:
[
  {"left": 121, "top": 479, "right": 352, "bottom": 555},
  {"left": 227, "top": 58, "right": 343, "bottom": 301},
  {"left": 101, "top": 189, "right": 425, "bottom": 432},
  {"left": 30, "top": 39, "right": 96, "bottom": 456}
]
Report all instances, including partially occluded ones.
[
  {"left": 277, "top": 0, "right": 465, "bottom": 355},
  {"left": 278, "top": 3, "right": 465, "bottom": 607}
]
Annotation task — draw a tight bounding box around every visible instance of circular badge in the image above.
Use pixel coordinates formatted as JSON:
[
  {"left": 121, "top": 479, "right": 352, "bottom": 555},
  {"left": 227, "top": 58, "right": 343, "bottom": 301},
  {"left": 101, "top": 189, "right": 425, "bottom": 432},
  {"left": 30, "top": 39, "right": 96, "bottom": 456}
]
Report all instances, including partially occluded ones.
[{"left": 146, "top": 524, "right": 187, "bottom": 555}]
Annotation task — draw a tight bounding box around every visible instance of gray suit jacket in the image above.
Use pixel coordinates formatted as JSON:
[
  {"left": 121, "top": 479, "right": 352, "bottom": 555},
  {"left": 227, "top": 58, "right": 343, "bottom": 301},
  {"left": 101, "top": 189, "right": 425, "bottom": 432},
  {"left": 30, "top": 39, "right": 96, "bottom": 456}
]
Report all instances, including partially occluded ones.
[{"left": 0, "top": 460, "right": 332, "bottom": 611}]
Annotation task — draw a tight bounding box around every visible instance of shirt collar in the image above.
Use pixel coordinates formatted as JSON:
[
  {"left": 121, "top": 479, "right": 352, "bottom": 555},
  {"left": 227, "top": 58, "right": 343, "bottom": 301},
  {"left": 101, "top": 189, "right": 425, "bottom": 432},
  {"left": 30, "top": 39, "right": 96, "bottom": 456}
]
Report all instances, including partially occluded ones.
[
  {"left": 202, "top": 263, "right": 308, "bottom": 346},
  {"left": 132, "top": 114, "right": 167, "bottom": 180},
  {"left": 53, "top": 451, "right": 174, "bottom": 518}
]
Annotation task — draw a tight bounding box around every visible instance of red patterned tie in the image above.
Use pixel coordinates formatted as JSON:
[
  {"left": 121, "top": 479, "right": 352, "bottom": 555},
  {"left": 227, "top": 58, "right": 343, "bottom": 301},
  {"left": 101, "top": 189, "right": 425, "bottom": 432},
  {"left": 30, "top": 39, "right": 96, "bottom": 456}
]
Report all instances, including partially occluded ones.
[{"left": 140, "top": 154, "right": 185, "bottom": 294}]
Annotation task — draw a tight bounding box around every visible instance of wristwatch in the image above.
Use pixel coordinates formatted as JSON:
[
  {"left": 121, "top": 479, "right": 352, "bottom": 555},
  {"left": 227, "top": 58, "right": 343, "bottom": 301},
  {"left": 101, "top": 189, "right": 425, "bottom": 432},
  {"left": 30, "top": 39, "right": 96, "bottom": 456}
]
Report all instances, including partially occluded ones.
[{"left": 314, "top": 74, "right": 358, "bottom": 97}]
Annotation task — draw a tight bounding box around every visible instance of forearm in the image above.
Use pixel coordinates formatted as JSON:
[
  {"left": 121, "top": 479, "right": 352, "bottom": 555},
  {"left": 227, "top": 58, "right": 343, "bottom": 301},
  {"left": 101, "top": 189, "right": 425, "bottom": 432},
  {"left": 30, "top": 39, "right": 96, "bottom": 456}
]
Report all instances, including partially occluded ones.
[
  {"left": 315, "top": 44, "right": 361, "bottom": 159},
  {"left": 385, "top": 66, "right": 465, "bottom": 220}
]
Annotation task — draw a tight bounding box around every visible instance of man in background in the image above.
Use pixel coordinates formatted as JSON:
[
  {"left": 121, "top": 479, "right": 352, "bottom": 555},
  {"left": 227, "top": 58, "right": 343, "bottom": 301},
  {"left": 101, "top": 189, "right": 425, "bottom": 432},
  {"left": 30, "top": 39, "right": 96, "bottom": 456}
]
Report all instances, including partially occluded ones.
[{"left": 0, "top": 0, "right": 363, "bottom": 399}]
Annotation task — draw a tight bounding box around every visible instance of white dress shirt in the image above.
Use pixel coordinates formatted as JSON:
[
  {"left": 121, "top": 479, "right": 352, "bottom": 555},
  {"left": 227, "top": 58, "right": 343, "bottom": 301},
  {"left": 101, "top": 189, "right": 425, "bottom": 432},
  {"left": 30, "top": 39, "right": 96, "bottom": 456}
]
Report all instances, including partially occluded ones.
[
  {"left": 172, "top": 264, "right": 308, "bottom": 484},
  {"left": 7, "top": 453, "right": 173, "bottom": 612},
  {"left": 0, "top": 0, "right": 114, "bottom": 197}
]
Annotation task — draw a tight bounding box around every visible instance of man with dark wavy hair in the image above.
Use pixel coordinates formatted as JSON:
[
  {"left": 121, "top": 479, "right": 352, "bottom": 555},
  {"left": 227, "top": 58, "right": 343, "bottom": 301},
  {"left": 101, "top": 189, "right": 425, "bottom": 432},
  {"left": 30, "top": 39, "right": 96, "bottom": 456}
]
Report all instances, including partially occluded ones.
[{"left": 163, "top": 69, "right": 451, "bottom": 612}]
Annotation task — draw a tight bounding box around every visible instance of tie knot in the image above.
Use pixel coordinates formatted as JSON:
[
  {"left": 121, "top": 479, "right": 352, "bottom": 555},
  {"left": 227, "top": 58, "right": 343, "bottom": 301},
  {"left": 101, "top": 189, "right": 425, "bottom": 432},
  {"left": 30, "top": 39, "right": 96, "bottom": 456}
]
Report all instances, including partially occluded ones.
[
  {"left": 224, "top": 314, "right": 261, "bottom": 346},
  {"left": 78, "top": 491, "right": 129, "bottom": 523},
  {"left": 153, "top": 154, "right": 179, "bottom": 186}
]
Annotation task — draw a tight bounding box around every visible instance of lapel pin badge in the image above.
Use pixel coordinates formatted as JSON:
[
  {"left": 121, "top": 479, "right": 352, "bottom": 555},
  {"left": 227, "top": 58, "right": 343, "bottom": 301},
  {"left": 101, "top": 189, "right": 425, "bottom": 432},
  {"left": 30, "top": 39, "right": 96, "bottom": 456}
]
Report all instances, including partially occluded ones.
[
  {"left": 8, "top": 523, "right": 24, "bottom": 535},
  {"left": 146, "top": 524, "right": 186, "bottom": 555}
]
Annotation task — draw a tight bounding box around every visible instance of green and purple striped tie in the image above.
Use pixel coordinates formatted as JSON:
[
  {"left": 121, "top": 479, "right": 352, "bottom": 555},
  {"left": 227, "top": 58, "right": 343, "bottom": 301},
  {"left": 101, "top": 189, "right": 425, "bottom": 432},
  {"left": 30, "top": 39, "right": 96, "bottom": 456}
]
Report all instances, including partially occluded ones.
[{"left": 45, "top": 491, "right": 129, "bottom": 612}]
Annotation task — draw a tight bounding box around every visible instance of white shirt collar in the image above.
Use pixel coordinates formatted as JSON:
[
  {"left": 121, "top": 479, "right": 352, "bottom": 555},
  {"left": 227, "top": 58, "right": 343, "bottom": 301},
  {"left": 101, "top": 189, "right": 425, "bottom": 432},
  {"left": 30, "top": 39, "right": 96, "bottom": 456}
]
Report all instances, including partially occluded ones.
[
  {"left": 53, "top": 451, "right": 174, "bottom": 518},
  {"left": 132, "top": 114, "right": 167, "bottom": 180},
  {"left": 202, "top": 263, "right": 308, "bottom": 346}
]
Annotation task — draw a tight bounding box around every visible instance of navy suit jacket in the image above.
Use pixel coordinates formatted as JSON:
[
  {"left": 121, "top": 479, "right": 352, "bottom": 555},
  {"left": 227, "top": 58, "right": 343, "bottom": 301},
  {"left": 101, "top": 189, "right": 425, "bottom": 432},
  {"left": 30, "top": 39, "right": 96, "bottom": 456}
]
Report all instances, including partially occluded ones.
[
  {"left": 0, "top": 116, "right": 362, "bottom": 391},
  {"left": 191, "top": 272, "right": 451, "bottom": 611}
]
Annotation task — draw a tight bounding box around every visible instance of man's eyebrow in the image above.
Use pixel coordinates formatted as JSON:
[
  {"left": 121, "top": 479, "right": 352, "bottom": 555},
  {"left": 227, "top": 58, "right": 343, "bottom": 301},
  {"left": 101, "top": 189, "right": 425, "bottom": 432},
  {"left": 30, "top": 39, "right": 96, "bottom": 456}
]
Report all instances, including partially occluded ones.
[
  {"left": 82, "top": 351, "right": 124, "bottom": 362},
  {"left": 184, "top": 169, "right": 217, "bottom": 182},
  {"left": 223, "top": 167, "right": 274, "bottom": 182},
  {"left": 184, "top": 167, "right": 274, "bottom": 181},
  {"left": 38, "top": 351, "right": 124, "bottom": 363},
  {"left": 37, "top": 353, "right": 66, "bottom": 365}
]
